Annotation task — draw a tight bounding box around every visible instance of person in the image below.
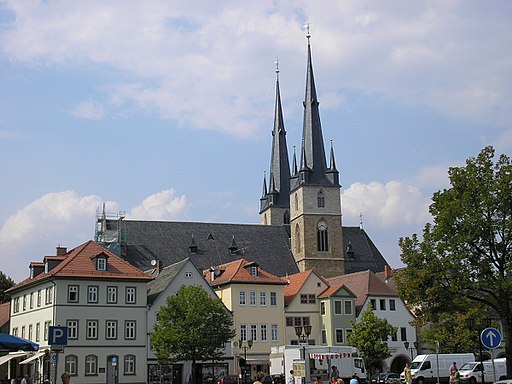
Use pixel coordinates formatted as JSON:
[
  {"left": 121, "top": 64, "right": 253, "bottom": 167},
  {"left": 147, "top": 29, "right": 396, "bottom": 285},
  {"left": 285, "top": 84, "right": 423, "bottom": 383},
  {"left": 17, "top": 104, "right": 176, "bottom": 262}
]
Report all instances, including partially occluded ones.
[
  {"left": 349, "top": 374, "right": 358, "bottom": 384},
  {"left": 20, "top": 376, "right": 27, "bottom": 384},
  {"left": 449, "top": 363, "right": 457, "bottom": 384},
  {"left": 61, "top": 372, "right": 71, "bottom": 384},
  {"left": 254, "top": 372, "right": 265, "bottom": 384},
  {"left": 337, "top": 378, "right": 345, "bottom": 384},
  {"left": 10, "top": 378, "right": 16, "bottom": 384},
  {"left": 314, "top": 376, "right": 323, "bottom": 384},
  {"left": 404, "top": 363, "right": 412, "bottom": 384},
  {"left": 331, "top": 366, "right": 340, "bottom": 382},
  {"left": 452, "top": 368, "right": 460, "bottom": 384},
  {"left": 288, "top": 370, "right": 295, "bottom": 384}
]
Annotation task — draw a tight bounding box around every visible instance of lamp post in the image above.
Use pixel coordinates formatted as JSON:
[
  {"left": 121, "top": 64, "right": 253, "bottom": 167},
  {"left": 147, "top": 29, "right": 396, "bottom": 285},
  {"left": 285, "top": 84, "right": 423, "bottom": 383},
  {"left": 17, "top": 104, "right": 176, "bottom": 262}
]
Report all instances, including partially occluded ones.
[
  {"left": 403, "top": 341, "right": 418, "bottom": 359},
  {"left": 239, "top": 339, "right": 253, "bottom": 384},
  {"left": 295, "top": 325, "right": 312, "bottom": 384}
]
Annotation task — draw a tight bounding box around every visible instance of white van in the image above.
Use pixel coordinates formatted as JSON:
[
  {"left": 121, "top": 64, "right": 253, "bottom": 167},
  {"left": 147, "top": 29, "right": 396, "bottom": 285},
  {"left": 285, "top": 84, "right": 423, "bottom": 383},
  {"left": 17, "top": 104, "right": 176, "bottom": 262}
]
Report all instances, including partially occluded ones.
[
  {"left": 400, "top": 353, "right": 474, "bottom": 384},
  {"left": 458, "top": 358, "right": 507, "bottom": 384}
]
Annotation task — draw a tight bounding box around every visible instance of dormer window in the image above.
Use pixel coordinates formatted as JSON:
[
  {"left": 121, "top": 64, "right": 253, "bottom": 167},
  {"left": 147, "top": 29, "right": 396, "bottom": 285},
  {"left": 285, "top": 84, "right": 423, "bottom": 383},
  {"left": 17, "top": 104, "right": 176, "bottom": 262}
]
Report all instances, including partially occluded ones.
[
  {"left": 96, "top": 256, "right": 107, "bottom": 271},
  {"left": 250, "top": 266, "right": 258, "bottom": 276}
]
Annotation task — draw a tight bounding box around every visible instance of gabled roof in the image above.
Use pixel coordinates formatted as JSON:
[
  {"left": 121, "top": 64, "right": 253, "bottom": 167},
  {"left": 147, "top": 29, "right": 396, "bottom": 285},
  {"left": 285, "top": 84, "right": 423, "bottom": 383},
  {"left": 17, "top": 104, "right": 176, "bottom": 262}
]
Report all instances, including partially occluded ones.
[
  {"left": 204, "top": 259, "right": 287, "bottom": 287},
  {"left": 343, "top": 227, "right": 389, "bottom": 275},
  {"left": 147, "top": 258, "right": 192, "bottom": 304},
  {"left": 283, "top": 270, "right": 313, "bottom": 306},
  {"left": 318, "top": 283, "right": 356, "bottom": 299},
  {"left": 8, "top": 240, "right": 153, "bottom": 293},
  {"left": 114, "top": 220, "right": 300, "bottom": 277},
  {"left": 326, "top": 270, "right": 396, "bottom": 314}
]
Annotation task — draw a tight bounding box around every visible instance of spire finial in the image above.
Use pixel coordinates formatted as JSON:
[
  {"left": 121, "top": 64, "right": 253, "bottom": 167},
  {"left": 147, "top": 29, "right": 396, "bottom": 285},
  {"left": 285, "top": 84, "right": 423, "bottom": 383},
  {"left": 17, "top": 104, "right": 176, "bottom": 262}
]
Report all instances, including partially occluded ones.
[
  {"left": 304, "top": 21, "right": 311, "bottom": 42},
  {"left": 359, "top": 212, "right": 364, "bottom": 229},
  {"left": 275, "top": 58, "right": 279, "bottom": 80}
]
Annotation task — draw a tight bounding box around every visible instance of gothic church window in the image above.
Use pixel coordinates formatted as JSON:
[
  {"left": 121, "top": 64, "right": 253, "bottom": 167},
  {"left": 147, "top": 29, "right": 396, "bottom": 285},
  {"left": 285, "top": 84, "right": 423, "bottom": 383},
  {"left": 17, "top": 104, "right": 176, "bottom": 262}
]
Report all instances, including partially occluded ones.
[
  {"left": 317, "top": 220, "right": 329, "bottom": 251},
  {"left": 295, "top": 224, "right": 301, "bottom": 253},
  {"left": 317, "top": 190, "right": 325, "bottom": 208},
  {"left": 283, "top": 210, "right": 290, "bottom": 224}
]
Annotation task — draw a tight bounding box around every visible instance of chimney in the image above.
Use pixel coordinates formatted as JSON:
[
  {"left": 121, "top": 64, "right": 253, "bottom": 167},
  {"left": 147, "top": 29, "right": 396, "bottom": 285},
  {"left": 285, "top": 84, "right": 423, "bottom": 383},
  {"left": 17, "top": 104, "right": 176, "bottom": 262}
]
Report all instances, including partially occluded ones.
[
  {"left": 384, "top": 265, "right": 392, "bottom": 280},
  {"left": 156, "top": 260, "right": 163, "bottom": 274},
  {"left": 56, "top": 246, "right": 67, "bottom": 256}
]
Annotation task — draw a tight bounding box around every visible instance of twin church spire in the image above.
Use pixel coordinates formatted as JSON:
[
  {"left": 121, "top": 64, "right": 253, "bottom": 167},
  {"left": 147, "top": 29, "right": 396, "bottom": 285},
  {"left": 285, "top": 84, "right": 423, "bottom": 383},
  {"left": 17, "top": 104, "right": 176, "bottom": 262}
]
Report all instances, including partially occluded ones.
[{"left": 260, "top": 31, "right": 340, "bottom": 217}]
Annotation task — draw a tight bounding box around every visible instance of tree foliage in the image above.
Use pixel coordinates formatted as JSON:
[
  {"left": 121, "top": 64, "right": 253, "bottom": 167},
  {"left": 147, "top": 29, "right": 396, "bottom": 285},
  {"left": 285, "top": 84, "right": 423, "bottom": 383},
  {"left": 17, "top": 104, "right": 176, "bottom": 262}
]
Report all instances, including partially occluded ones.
[
  {"left": 396, "top": 146, "right": 512, "bottom": 374},
  {"left": 347, "top": 303, "right": 397, "bottom": 376},
  {"left": 151, "top": 285, "right": 235, "bottom": 372},
  {"left": 0, "top": 271, "right": 15, "bottom": 304}
]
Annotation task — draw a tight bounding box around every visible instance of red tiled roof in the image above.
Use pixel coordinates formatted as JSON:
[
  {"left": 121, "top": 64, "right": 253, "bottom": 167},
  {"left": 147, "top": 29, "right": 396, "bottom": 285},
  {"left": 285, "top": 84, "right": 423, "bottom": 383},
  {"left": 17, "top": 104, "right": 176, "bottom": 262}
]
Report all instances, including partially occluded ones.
[
  {"left": 7, "top": 240, "right": 153, "bottom": 293},
  {"left": 0, "top": 301, "right": 10, "bottom": 329},
  {"left": 327, "top": 270, "right": 396, "bottom": 309},
  {"left": 203, "top": 259, "right": 286, "bottom": 286},
  {"left": 283, "top": 270, "right": 312, "bottom": 306}
]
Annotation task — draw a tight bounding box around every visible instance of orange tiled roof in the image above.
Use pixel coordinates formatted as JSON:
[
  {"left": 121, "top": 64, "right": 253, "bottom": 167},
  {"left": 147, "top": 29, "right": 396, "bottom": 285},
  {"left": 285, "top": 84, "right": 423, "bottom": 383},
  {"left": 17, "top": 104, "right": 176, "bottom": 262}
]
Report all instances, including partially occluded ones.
[
  {"left": 8, "top": 240, "right": 153, "bottom": 293},
  {"left": 283, "top": 270, "right": 312, "bottom": 306},
  {"left": 204, "top": 258, "right": 287, "bottom": 286},
  {"left": 0, "top": 301, "right": 10, "bottom": 329}
]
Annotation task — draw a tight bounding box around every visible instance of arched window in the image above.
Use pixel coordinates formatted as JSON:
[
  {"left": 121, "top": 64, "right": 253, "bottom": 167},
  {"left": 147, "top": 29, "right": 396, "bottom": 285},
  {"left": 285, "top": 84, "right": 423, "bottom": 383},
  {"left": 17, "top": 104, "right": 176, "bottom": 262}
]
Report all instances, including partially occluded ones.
[
  {"left": 295, "top": 194, "right": 299, "bottom": 211},
  {"left": 124, "top": 354, "right": 136, "bottom": 375},
  {"left": 317, "top": 220, "right": 329, "bottom": 251},
  {"left": 283, "top": 210, "right": 290, "bottom": 224},
  {"left": 263, "top": 213, "right": 267, "bottom": 225},
  {"left": 65, "top": 354, "right": 78, "bottom": 376},
  {"left": 317, "top": 190, "right": 325, "bottom": 208},
  {"left": 295, "top": 224, "right": 301, "bottom": 253},
  {"left": 85, "top": 354, "right": 98, "bottom": 376}
]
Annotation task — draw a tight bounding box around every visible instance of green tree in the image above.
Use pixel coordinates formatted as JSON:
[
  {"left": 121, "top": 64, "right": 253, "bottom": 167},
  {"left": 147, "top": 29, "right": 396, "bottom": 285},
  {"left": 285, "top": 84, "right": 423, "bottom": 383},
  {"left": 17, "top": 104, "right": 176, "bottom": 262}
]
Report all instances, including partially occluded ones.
[
  {"left": 397, "top": 146, "right": 512, "bottom": 375},
  {"left": 347, "top": 303, "right": 397, "bottom": 377},
  {"left": 0, "top": 271, "right": 15, "bottom": 304},
  {"left": 151, "top": 285, "right": 235, "bottom": 384}
]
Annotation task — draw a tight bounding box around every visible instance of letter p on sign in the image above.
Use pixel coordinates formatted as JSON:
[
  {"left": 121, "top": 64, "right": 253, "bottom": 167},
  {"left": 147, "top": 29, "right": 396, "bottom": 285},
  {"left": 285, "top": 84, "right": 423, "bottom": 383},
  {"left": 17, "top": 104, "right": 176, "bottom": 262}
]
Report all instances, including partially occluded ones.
[{"left": 49, "top": 326, "right": 68, "bottom": 345}]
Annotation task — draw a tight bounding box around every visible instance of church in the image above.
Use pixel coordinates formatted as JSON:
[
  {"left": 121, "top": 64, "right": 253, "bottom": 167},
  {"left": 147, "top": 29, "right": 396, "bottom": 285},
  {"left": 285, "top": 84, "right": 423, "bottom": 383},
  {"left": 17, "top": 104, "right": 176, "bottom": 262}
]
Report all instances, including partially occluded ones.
[{"left": 95, "top": 32, "right": 389, "bottom": 279}]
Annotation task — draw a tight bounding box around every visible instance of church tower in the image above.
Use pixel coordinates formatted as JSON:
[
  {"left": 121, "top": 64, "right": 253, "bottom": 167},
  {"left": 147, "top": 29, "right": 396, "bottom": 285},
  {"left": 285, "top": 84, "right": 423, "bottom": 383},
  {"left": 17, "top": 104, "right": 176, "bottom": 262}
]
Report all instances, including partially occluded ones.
[
  {"left": 289, "top": 30, "right": 344, "bottom": 277},
  {"left": 259, "top": 62, "right": 291, "bottom": 226}
]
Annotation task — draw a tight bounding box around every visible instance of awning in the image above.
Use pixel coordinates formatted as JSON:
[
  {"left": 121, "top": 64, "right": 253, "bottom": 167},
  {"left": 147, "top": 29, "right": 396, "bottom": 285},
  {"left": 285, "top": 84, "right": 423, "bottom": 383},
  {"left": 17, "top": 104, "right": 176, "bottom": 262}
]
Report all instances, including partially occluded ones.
[
  {"left": 20, "top": 351, "right": 46, "bottom": 365},
  {"left": 309, "top": 352, "right": 353, "bottom": 360},
  {"left": 246, "top": 359, "right": 270, "bottom": 365},
  {"left": 0, "top": 352, "right": 27, "bottom": 366}
]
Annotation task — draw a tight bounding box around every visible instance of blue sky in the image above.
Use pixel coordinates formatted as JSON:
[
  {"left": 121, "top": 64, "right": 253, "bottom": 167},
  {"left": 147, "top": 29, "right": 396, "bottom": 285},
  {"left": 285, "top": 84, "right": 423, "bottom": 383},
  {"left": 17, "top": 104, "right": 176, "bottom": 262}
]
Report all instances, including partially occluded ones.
[{"left": 1, "top": 1, "right": 511, "bottom": 282}]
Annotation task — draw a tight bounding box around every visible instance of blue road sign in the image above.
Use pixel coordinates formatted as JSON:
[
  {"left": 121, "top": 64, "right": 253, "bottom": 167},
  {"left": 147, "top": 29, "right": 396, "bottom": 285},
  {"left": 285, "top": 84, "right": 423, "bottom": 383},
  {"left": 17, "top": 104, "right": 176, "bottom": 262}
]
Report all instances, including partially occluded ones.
[
  {"left": 49, "top": 326, "right": 68, "bottom": 346},
  {"left": 480, "top": 327, "right": 501, "bottom": 349}
]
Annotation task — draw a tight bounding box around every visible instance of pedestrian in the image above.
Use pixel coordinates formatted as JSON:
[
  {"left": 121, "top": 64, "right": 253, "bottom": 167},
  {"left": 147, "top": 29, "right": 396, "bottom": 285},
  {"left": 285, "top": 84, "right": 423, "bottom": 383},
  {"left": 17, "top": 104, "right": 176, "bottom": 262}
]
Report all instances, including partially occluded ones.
[
  {"left": 288, "top": 370, "right": 295, "bottom": 384},
  {"left": 254, "top": 372, "right": 265, "bottom": 384},
  {"left": 331, "top": 366, "right": 339, "bottom": 382},
  {"left": 61, "top": 372, "right": 71, "bottom": 384},
  {"left": 350, "top": 374, "right": 358, "bottom": 384},
  {"left": 449, "top": 363, "right": 457, "bottom": 384},
  {"left": 20, "top": 376, "right": 27, "bottom": 384},
  {"left": 337, "top": 379, "right": 345, "bottom": 384},
  {"left": 314, "top": 376, "right": 323, "bottom": 384},
  {"left": 9, "top": 378, "right": 16, "bottom": 384},
  {"left": 404, "top": 363, "right": 412, "bottom": 384}
]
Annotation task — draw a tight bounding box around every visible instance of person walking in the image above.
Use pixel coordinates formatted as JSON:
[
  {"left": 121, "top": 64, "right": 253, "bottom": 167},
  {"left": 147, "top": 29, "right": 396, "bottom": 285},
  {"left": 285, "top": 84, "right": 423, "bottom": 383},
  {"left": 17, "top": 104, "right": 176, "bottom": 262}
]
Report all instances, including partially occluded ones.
[
  {"left": 254, "top": 372, "right": 265, "bottom": 384},
  {"left": 330, "top": 366, "right": 339, "bottom": 382},
  {"left": 61, "top": 372, "right": 71, "bottom": 384},
  {"left": 288, "top": 370, "right": 295, "bottom": 384},
  {"left": 404, "top": 363, "right": 412, "bottom": 384}
]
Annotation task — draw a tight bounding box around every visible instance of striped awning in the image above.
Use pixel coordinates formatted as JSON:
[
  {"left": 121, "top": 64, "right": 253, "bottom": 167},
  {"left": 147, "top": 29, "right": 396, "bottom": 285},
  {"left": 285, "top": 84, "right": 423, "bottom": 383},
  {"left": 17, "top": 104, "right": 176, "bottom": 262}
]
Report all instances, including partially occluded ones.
[
  {"left": 0, "top": 352, "right": 27, "bottom": 366},
  {"left": 309, "top": 352, "right": 353, "bottom": 360},
  {"left": 20, "top": 351, "right": 46, "bottom": 365}
]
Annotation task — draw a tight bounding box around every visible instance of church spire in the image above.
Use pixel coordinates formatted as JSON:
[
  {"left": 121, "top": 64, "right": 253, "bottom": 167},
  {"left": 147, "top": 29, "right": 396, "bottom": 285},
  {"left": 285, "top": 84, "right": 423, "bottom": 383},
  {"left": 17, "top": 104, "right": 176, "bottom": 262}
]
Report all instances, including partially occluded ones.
[{"left": 259, "top": 60, "right": 291, "bottom": 214}]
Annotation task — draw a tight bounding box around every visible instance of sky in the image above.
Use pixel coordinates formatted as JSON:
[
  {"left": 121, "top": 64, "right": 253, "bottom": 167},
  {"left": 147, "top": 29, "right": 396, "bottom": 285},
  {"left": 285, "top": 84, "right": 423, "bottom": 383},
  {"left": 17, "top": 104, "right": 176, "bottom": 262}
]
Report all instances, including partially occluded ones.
[{"left": 0, "top": 1, "right": 511, "bottom": 283}]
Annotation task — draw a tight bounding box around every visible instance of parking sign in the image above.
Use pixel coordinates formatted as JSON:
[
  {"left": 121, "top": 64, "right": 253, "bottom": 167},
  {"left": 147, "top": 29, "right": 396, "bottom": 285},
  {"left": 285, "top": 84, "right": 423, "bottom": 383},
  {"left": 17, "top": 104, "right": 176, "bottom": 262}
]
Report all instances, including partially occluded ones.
[{"left": 49, "top": 326, "right": 68, "bottom": 345}]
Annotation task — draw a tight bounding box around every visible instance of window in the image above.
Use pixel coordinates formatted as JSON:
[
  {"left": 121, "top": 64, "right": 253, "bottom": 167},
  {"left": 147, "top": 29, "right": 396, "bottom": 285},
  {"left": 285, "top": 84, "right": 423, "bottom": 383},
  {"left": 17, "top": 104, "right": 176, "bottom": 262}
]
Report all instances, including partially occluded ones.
[
  {"left": 240, "top": 324, "right": 247, "bottom": 341},
  {"left": 334, "top": 300, "right": 342, "bottom": 315},
  {"left": 21, "top": 326, "right": 25, "bottom": 338},
  {"left": 45, "top": 287, "right": 53, "bottom": 304},
  {"left": 308, "top": 294, "right": 316, "bottom": 303},
  {"left": 28, "top": 324, "right": 33, "bottom": 340},
  {"left": 106, "top": 320, "right": 117, "bottom": 339},
  {"left": 86, "top": 320, "right": 98, "bottom": 339},
  {"left": 65, "top": 355, "right": 78, "bottom": 376},
  {"left": 391, "top": 331, "right": 397, "bottom": 341},
  {"left": 389, "top": 299, "right": 396, "bottom": 311},
  {"left": 37, "top": 290, "right": 41, "bottom": 307},
  {"left": 270, "top": 292, "right": 277, "bottom": 306},
  {"left": 321, "top": 330, "right": 327, "bottom": 344},
  {"left": 36, "top": 323, "right": 40, "bottom": 342},
  {"left": 67, "top": 320, "right": 78, "bottom": 339},
  {"left": 124, "top": 355, "right": 136, "bottom": 375},
  {"left": 335, "top": 329, "right": 343, "bottom": 343},
  {"left": 107, "top": 286, "right": 117, "bottom": 303},
  {"left": 12, "top": 327, "right": 18, "bottom": 336},
  {"left": 68, "top": 286, "right": 79, "bottom": 303},
  {"left": 294, "top": 317, "right": 302, "bottom": 327},
  {"left": 251, "top": 324, "right": 257, "bottom": 341},
  {"left": 380, "top": 299, "right": 386, "bottom": 310},
  {"left": 317, "top": 190, "right": 325, "bottom": 208},
  {"left": 260, "top": 324, "right": 268, "bottom": 342},
  {"left": 13, "top": 297, "right": 19, "bottom": 313},
  {"left": 125, "top": 320, "right": 136, "bottom": 339},
  {"left": 260, "top": 292, "right": 266, "bottom": 306},
  {"left": 302, "top": 317, "right": 310, "bottom": 326},
  {"left": 88, "top": 286, "right": 98, "bottom": 303},
  {"left": 271, "top": 324, "right": 278, "bottom": 341},
  {"left": 185, "top": 272, "right": 193, "bottom": 279},
  {"left": 250, "top": 266, "right": 258, "bottom": 276},
  {"left": 300, "top": 294, "right": 308, "bottom": 304},
  {"left": 286, "top": 317, "right": 293, "bottom": 326},
  {"left": 23, "top": 295, "right": 27, "bottom": 310},
  {"left": 344, "top": 300, "right": 353, "bottom": 315},
  {"left": 320, "top": 302, "right": 326, "bottom": 315},
  {"left": 370, "top": 299, "right": 376, "bottom": 309},
  {"left": 44, "top": 321, "right": 50, "bottom": 340},
  {"left": 295, "top": 225, "right": 301, "bottom": 253},
  {"left": 317, "top": 221, "right": 329, "bottom": 251},
  {"left": 401, "top": 327, "right": 407, "bottom": 341},
  {"left": 85, "top": 355, "right": 98, "bottom": 376},
  {"left": 239, "top": 291, "right": 246, "bottom": 306},
  {"left": 283, "top": 210, "right": 290, "bottom": 225},
  {"left": 249, "top": 291, "right": 256, "bottom": 306},
  {"left": 96, "top": 257, "right": 107, "bottom": 271},
  {"left": 30, "top": 293, "right": 34, "bottom": 309},
  {"left": 126, "top": 287, "right": 136, "bottom": 304}
]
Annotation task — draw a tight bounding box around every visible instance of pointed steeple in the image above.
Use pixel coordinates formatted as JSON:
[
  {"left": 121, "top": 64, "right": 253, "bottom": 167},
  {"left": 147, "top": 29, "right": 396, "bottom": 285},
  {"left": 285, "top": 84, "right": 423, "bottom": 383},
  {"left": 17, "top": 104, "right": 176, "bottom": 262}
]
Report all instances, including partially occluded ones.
[
  {"left": 260, "top": 61, "right": 291, "bottom": 213},
  {"left": 326, "top": 139, "right": 340, "bottom": 185}
]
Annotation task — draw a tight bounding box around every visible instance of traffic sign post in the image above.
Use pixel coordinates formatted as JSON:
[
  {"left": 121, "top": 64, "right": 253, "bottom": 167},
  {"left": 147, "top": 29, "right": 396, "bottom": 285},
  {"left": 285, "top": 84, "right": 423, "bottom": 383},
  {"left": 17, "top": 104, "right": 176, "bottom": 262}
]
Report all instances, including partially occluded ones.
[
  {"left": 49, "top": 326, "right": 68, "bottom": 346},
  {"left": 480, "top": 327, "right": 502, "bottom": 349}
]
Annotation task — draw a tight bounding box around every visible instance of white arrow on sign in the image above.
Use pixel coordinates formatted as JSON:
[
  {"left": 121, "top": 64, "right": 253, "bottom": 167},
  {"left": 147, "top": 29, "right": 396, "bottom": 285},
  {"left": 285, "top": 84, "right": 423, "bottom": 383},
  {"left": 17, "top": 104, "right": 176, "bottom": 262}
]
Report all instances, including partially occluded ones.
[
  {"left": 484, "top": 329, "right": 497, "bottom": 344},
  {"left": 480, "top": 327, "right": 502, "bottom": 349}
]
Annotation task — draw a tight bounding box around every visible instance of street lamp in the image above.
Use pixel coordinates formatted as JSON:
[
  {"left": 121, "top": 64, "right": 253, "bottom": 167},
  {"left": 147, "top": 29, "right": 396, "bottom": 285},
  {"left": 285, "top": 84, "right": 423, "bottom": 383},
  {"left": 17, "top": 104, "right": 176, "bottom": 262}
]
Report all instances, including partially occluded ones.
[
  {"left": 295, "top": 325, "right": 312, "bottom": 384},
  {"left": 403, "top": 341, "right": 418, "bottom": 359},
  {"left": 239, "top": 339, "right": 253, "bottom": 384}
]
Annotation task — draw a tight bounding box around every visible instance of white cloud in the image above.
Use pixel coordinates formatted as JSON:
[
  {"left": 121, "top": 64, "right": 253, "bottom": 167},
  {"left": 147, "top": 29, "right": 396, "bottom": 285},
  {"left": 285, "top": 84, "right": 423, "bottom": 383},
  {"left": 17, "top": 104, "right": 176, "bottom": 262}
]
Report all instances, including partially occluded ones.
[
  {"left": 128, "top": 189, "right": 190, "bottom": 221},
  {"left": 70, "top": 100, "right": 105, "bottom": 120},
  {"left": 342, "top": 181, "right": 431, "bottom": 228}
]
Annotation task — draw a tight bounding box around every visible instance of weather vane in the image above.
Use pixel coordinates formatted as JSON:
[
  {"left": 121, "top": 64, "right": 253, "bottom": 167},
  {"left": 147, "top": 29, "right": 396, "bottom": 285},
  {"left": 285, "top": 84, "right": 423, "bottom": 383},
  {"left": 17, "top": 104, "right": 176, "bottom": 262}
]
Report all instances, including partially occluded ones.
[
  {"left": 274, "top": 58, "right": 279, "bottom": 75},
  {"left": 304, "top": 21, "right": 311, "bottom": 41}
]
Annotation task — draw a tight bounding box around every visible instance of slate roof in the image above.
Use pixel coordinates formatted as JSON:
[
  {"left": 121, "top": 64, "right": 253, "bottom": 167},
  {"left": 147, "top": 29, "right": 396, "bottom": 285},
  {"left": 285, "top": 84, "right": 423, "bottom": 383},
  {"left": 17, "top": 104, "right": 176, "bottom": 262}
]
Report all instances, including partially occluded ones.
[
  {"left": 326, "top": 270, "right": 397, "bottom": 315},
  {"left": 0, "top": 301, "right": 10, "bottom": 330},
  {"left": 146, "top": 258, "right": 191, "bottom": 304},
  {"left": 103, "top": 221, "right": 388, "bottom": 279},
  {"left": 8, "top": 240, "right": 153, "bottom": 293}
]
